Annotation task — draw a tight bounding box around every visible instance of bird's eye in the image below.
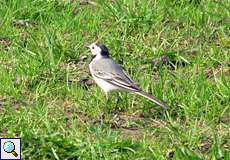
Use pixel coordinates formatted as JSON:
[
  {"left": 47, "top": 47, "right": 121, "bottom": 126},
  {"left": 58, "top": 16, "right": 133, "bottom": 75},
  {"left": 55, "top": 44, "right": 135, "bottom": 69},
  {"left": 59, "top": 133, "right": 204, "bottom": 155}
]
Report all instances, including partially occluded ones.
[{"left": 92, "top": 46, "right": 95, "bottom": 49}]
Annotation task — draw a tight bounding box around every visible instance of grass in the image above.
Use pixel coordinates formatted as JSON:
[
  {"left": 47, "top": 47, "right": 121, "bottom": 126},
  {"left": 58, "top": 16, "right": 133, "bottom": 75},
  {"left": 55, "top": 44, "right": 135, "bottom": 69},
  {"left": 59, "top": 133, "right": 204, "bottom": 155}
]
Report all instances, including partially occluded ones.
[{"left": 0, "top": 0, "right": 229, "bottom": 159}]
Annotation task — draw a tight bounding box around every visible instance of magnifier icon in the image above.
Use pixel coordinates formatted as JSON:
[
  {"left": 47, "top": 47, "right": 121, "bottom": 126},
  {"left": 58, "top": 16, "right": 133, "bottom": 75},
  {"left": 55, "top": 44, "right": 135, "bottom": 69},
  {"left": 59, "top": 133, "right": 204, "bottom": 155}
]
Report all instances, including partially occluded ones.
[{"left": 3, "top": 141, "right": 18, "bottom": 157}]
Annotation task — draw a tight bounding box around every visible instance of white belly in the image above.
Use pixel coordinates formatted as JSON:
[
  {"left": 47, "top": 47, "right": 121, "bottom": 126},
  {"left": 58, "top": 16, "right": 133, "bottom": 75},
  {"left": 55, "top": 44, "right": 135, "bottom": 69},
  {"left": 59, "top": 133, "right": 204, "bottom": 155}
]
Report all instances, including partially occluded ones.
[
  {"left": 89, "top": 63, "right": 120, "bottom": 93},
  {"left": 92, "top": 75, "right": 119, "bottom": 93}
]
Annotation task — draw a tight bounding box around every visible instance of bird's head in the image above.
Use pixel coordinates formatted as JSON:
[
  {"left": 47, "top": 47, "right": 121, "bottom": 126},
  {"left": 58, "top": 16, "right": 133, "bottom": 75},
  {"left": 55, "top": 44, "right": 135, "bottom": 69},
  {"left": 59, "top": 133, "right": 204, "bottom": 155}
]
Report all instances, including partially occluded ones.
[{"left": 87, "top": 43, "right": 110, "bottom": 59}]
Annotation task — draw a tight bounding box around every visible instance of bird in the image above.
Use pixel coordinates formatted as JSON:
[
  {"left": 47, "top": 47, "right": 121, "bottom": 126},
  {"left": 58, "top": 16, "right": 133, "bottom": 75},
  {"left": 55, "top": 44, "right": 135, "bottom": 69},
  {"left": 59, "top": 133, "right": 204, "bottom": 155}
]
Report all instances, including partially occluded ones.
[{"left": 87, "top": 42, "right": 169, "bottom": 110}]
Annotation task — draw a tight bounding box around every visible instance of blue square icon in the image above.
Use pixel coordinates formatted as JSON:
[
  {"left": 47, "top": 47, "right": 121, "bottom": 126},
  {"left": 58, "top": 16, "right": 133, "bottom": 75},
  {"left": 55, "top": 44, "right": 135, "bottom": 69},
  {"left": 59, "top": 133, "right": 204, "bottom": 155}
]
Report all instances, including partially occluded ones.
[{"left": 0, "top": 138, "right": 21, "bottom": 160}]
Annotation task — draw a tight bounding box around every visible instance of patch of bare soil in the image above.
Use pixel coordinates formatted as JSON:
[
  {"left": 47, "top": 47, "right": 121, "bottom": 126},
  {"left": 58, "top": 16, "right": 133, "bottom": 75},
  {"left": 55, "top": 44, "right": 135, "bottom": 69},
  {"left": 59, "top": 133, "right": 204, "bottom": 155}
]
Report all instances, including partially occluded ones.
[
  {"left": 0, "top": 38, "right": 12, "bottom": 49},
  {"left": 63, "top": 101, "right": 90, "bottom": 125},
  {"left": 72, "top": 0, "right": 97, "bottom": 16},
  {"left": 199, "top": 139, "right": 212, "bottom": 153},
  {"left": 205, "top": 64, "right": 230, "bottom": 79},
  {"left": 0, "top": 96, "right": 26, "bottom": 112},
  {"left": 110, "top": 111, "right": 167, "bottom": 140},
  {"left": 12, "top": 19, "right": 38, "bottom": 29}
]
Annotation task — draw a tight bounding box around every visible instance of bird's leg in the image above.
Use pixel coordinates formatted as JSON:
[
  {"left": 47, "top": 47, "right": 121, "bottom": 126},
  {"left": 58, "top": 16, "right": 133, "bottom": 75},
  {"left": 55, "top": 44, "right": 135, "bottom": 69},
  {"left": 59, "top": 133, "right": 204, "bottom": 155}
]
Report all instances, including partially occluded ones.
[
  {"left": 112, "top": 92, "right": 124, "bottom": 114},
  {"left": 115, "top": 93, "right": 121, "bottom": 108}
]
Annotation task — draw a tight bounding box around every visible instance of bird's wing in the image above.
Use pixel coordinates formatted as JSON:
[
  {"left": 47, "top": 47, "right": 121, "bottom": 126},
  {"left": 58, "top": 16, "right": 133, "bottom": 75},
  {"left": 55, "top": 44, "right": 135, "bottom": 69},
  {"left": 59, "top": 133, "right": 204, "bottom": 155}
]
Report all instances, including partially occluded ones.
[{"left": 93, "top": 69, "right": 140, "bottom": 92}]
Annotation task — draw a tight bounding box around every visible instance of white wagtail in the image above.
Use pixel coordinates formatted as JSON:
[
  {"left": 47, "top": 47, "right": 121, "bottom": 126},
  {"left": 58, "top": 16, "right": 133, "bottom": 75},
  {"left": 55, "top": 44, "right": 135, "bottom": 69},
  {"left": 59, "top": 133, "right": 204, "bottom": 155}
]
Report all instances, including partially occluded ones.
[{"left": 87, "top": 42, "right": 169, "bottom": 110}]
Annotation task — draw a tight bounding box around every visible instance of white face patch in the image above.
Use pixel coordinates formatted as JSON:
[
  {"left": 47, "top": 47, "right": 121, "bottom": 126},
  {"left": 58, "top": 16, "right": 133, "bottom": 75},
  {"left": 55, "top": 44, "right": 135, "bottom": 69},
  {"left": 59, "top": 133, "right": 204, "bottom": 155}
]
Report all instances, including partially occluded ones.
[{"left": 89, "top": 43, "right": 101, "bottom": 56}]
